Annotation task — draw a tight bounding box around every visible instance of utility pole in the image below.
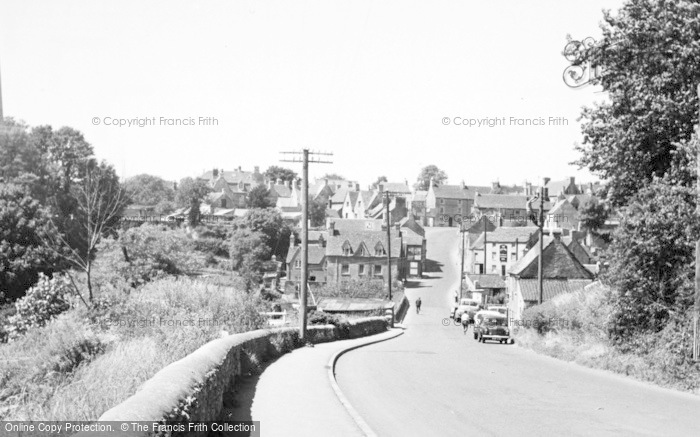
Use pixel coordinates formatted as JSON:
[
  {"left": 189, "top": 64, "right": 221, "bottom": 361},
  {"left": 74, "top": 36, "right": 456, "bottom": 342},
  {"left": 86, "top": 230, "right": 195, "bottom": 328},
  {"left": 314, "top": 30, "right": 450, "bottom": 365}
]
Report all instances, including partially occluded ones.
[
  {"left": 383, "top": 190, "right": 397, "bottom": 301},
  {"left": 483, "top": 217, "right": 487, "bottom": 274},
  {"left": 459, "top": 222, "right": 467, "bottom": 298},
  {"left": 281, "top": 149, "right": 332, "bottom": 342},
  {"left": 694, "top": 83, "right": 700, "bottom": 361},
  {"left": 526, "top": 177, "right": 549, "bottom": 305}
]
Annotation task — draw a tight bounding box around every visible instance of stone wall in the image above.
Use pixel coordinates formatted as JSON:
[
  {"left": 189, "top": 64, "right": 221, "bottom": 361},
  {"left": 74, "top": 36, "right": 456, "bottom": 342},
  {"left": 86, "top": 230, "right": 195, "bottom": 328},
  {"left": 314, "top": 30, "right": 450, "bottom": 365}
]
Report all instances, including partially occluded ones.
[{"left": 75, "top": 318, "right": 388, "bottom": 436}]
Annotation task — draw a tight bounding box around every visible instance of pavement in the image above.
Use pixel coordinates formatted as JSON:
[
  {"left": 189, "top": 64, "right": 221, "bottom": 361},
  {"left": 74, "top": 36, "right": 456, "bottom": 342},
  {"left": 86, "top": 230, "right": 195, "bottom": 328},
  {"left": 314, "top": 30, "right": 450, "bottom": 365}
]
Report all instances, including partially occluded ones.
[
  {"left": 334, "top": 227, "right": 700, "bottom": 437},
  {"left": 235, "top": 329, "right": 403, "bottom": 436}
]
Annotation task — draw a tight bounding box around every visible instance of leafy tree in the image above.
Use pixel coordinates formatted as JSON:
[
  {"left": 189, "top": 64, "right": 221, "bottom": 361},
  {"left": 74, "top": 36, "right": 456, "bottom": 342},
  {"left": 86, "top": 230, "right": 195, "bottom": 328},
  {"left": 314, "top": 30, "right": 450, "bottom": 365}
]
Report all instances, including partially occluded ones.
[
  {"left": 229, "top": 228, "right": 271, "bottom": 291},
  {"left": 603, "top": 179, "right": 700, "bottom": 341},
  {"left": 372, "top": 176, "right": 388, "bottom": 189},
  {"left": 0, "top": 183, "right": 60, "bottom": 303},
  {"left": 0, "top": 119, "right": 40, "bottom": 181},
  {"left": 579, "top": 197, "right": 612, "bottom": 243},
  {"left": 309, "top": 198, "right": 327, "bottom": 227},
  {"left": 415, "top": 165, "right": 447, "bottom": 190},
  {"left": 246, "top": 185, "right": 272, "bottom": 208},
  {"left": 238, "top": 208, "right": 290, "bottom": 260},
  {"left": 264, "top": 166, "right": 297, "bottom": 183},
  {"left": 573, "top": 0, "right": 700, "bottom": 205},
  {"left": 175, "top": 177, "right": 211, "bottom": 226},
  {"left": 124, "top": 174, "right": 175, "bottom": 208}
]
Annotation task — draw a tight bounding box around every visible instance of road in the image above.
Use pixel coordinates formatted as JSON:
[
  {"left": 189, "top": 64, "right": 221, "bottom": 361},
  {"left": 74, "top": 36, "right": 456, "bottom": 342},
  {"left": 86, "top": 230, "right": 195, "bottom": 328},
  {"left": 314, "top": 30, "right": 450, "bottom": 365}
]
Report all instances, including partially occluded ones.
[{"left": 335, "top": 227, "right": 700, "bottom": 436}]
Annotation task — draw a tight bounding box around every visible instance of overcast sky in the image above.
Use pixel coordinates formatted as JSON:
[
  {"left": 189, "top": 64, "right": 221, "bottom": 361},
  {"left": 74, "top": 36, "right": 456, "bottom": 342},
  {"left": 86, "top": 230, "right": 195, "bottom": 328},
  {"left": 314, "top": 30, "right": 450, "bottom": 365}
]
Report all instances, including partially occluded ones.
[{"left": 1, "top": 0, "right": 623, "bottom": 187}]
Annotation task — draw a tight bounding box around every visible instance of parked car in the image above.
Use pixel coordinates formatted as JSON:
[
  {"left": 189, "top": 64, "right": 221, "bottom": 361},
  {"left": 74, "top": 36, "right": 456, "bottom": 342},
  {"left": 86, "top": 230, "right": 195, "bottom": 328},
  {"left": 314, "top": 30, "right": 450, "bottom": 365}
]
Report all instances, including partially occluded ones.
[
  {"left": 486, "top": 305, "right": 508, "bottom": 316},
  {"left": 454, "top": 298, "right": 480, "bottom": 323},
  {"left": 473, "top": 310, "right": 512, "bottom": 344}
]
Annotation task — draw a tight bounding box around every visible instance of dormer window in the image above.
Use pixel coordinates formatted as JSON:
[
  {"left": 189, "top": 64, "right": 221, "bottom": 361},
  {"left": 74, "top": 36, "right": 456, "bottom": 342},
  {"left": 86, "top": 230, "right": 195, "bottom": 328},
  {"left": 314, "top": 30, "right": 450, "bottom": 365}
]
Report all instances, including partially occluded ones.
[
  {"left": 342, "top": 241, "right": 353, "bottom": 256},
  {"left": 374, "top": 242, "right": 385, "bottom": 256}
]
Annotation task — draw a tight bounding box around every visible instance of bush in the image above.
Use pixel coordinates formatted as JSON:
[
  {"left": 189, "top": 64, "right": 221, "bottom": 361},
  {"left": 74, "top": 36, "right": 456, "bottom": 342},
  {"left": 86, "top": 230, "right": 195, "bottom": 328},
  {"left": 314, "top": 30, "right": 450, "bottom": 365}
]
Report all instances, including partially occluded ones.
[
  {"left": 308, "top": 311, "right": 350, "bottom": 338},
  {"left": 95, "top": 225, "right": 204, "bottom": 287},
  {"left": 3, "top": 274, "right": 72, "bottom": 340}
]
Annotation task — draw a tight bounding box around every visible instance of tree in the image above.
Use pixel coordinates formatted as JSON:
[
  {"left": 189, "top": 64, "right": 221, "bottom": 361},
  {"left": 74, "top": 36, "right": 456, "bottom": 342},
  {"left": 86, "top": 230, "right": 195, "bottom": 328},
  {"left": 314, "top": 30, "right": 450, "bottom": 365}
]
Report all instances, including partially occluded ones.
[
  {"left": 175, "top": 177, "right": 211, "bottom": 226},
  {"left": 43, "top": 161, "right": 127, "bottom": 302},
  {"left": 415, "top": 165, "right": 447, "bottom": 190},
  {"left": 124, "top": 174, "right": 176, "bottom": 208},
  {"left": 229, "top": 228, "right": 271, "bottom": 291},
  {"left": 0, "top": 183, "right": 60, "bottom": 303},
  {"left": 372, "top": 176, "right": 388, "bottom": 189},
  {"left": 264, "top": 166, "right": 297, "bottom": 183},
  {"left": 0, "top": 119, "right": 40, "bottom": 181},
  {"left": 309, "top": 198, "right": 327, "bottom": 227},
  {"left": 246, "top": 185, "right": 272, "bottom": 208},
  {"left": 573, "top": 0, "right": 700, "bottom": 206},
  {"left": 603, "top": 179, "right": 700, "bottom": 341},
  {"left": 238, "top": 208, "right": 290, "bottom": 260}
]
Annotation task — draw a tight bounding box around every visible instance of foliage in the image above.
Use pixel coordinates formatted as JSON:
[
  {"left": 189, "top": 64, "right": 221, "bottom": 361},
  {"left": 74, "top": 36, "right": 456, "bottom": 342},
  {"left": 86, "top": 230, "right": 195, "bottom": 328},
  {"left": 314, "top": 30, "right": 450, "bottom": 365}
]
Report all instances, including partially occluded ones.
[
  {"left": 372, "top": 175, "right": 388, "bottom": 189},
  {"left": 308, "top": 311, "right": 351, "bottom": 338},
  {"left": 229, "top": 228, "right": 271, "bottom": 291},
  {"left": 574, "top": 0, "right": 700, "bottom": 205},
  {"left": 0, "top": 119, "right": 39, "bottom": 180},
  {"left": 309, "top": 198, "right": 327, "bottom": 227},
  {"left": 313, "top": 277, "right": 402, "bottom": 299},
  {"left": 236, "top": 208, "right": 291, "bottom": 260},
  {"left": 3, "top": 274, "right": 72, "bottom": 340},
  {"left": 414, "top": 165, "right": 447, "bottom": 190},
  {"left": 175, "top": 177, "right": 210, "bottom": 226},
  {"left": 96, "top": 225, "right": 204, "bottom": 288},
  {"left": 321, "top": 173, "right": 345, "bottom": 180},
  {"left": 264, "top": 166, "right": 297, "bottom": 183},
  {"left": 246, "top": 185, "right": 272, "bottom": 208},
  {"left": 124, "top": 174, "right": 176, "bottom": 212},
  {"left": 0, "top": 183, "right": 60, "bottom": 303},
  {"left": 602, "top": 180, "right": 700, "bottom": 341}
]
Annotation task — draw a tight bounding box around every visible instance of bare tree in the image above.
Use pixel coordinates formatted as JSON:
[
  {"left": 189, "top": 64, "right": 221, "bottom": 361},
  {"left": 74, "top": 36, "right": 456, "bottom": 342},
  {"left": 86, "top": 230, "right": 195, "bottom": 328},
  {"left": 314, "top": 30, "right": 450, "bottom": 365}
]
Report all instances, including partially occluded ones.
[{"left": 43, "top": 160, "right": 127, "bottom": 303}]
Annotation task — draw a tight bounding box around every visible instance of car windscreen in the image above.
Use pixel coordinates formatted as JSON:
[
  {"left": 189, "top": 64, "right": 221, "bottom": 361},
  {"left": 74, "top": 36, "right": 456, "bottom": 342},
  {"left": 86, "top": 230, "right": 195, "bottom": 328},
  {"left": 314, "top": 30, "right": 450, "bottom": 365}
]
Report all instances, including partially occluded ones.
[{"left": 485, "top": 317, "right": 507, "bottom": 326}]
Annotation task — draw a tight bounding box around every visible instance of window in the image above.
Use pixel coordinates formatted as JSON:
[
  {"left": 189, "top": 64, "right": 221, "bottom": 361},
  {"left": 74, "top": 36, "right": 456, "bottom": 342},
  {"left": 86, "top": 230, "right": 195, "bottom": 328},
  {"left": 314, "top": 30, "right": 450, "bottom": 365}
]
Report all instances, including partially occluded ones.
[
  {"left": 220, "top": 199, "right": 227, "bottom": 208},
  {"left": 359, "top": 265, "right": 365, "bottom": 275},
  {"left": 341, "top": 264, "right": 350, "bottom": 275},
  {"left": 492, "top": 252, "right": 496, "bottom": 260},
  {"left": 374, "top": 265, "right": 382, "bottom": 276},
  {"left": 342, "top": 241, "right": 353, "bottom": 256},
  {"left": 294, "top": 260, "right": 301, "bottom": 269},
  {"left": 374, "top": 242, "right": 385, "bottom": 256},
  {"left": 491, "top": 265, "right": 497, "bottom": 273},
  {"left": 440, "top": 198, "right": 444, "bottom": 204},
  {"left": 511, "top": 252, "right": 516, "bottom": 260},
  {"left": 440, "top": 207, "right": 444, "bottom": 213}
]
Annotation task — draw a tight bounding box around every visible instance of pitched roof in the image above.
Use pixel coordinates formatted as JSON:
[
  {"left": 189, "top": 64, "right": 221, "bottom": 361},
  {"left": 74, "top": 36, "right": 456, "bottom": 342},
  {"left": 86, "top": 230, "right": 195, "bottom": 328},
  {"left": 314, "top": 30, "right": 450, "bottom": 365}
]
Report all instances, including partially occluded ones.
[
  {"left": 285, "top": 246, "right": 326, "bottom": 264},
  {"left": 470, "top": 226, "right": 539, "bottom": 249},
  {"left": 432, "top": 184, "right": 492, "bottom": 200},
  {"left": 326, "top": 229, "right": 401, "bottom": 257},
  {"left": 518, "top": 279, "right": 593, "bottom": 302},
  {"left": 270, "top": 184, "right": 292, "bottom": 197},
  {"left": 379, "top": 182, "right": 412, "bottom": 194},
  {"left": 474, "top": 194, "right": 529, "bottom": 210},
  {"left": 328, "top": 219, "right": 384, "bottom": 232},
  {"left": 347, "top": 191, "right": 359, "bottom": 206},
  {"left": 358, "top": 190, "right": 376, "bottom": 209},
  {"left": 331, "top": 187, "right": 350, "bottom": 203},
  {"left": 401, "top": 228, "right": 424, "bottom": 246},
  {"left": 508, "top": 238, "right": 594, "bottom": 280},
  {"left": 411, "top": 191, "right": 427, "bottom": 202},
  {"left": 466, "top": 274, "right": 506, "bottom": 289}
]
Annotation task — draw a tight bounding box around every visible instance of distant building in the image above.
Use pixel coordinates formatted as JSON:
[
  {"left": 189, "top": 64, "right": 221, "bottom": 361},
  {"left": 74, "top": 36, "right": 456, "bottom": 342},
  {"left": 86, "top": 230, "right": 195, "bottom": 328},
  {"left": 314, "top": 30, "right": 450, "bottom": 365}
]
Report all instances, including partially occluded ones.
[
  {"left": 426, "top": 179, "right": 491, "bottom": 227},
  {"left": 468, "top": 226, "right": 539, "bottom": 276}
]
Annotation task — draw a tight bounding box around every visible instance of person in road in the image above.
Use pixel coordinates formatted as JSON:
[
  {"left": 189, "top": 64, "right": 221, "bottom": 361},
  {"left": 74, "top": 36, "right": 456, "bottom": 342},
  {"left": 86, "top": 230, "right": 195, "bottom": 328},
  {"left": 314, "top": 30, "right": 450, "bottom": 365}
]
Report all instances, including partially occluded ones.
[
  {"left": 461, "top": 312, "right": 470, "bottom": 334},
  {"left": 416, "top": 297, "right": 422, "bottom": 314}
]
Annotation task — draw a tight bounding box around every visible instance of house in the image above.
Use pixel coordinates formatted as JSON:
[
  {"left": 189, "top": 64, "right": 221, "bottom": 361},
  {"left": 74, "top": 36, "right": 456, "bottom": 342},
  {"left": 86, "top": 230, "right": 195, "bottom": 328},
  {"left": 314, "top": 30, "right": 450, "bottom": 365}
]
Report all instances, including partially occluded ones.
[
  {"left": 425, "top": 179, "right": 492, "bottom": 227},
  {"left": 399, "top": 216, "right": 426, "bottom": 278},
  {"left": 506, "top": 237, "right": 594, "bottom": 321},
  {"left": 203, "top": 166, "right": 265, "bottom": 208},
  {"left": 324, "top": 220, "right": 404, "bottom": 285},
  {"left": 464, "top": 274, "right": 506, "bottom": 304},
  {"left": 468, "top": 226, "right": 539, "bottom": 276},
  {"left": 471, "top": 193, "right": 533, "bottom": 226},
  {"left": 367, "top": 196, "right": 408, "bottom": 224},
  {"left": 544, "top": 176, "right": 583, "bottom": 197},
  {"left": 285, "top": 244, "right": 327, "bottom": 285},
  {"left": 407, "top": 190, "right": 428, "bottom": 225},
  {"left": 488, "top": 181, "right": 524, "bottom": 195},
  {"left": 545, "top": 199, "right": 580, "bottom": 231}
]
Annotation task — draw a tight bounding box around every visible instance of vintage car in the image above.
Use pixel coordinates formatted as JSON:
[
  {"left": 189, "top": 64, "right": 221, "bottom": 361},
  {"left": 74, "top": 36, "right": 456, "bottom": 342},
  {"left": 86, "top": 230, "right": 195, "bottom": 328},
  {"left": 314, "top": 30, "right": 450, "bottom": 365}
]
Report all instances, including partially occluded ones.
[
  {"left": 453, "top": 298, "right": 480, "bottom": 323},
  {"left": 473, "top": 310, "right": 513, "bottom": 344},
  {"left": 486, "top": 305, "right": 508, "bottom": 316}
]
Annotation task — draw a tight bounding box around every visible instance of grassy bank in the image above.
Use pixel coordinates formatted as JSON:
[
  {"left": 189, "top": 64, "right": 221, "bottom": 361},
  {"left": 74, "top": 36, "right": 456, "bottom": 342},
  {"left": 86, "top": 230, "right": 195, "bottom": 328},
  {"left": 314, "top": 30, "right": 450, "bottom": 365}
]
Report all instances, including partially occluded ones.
[
  {"left": 514, "top": 284, "right": 700, "bottom": 394},
  {"left": 0, "top": 277, "right": 267, "bottom": 420}
]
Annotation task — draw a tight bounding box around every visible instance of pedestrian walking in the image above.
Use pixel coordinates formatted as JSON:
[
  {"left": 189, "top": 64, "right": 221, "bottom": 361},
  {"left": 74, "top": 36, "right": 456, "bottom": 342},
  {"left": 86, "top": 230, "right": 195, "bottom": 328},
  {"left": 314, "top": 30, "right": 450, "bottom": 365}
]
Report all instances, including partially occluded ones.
[
  {"left": 462, "top": 313, "right": 470, "bottom": 334},
  {"left": 416, "top": 297, "right": 422, "bottom": 314}
]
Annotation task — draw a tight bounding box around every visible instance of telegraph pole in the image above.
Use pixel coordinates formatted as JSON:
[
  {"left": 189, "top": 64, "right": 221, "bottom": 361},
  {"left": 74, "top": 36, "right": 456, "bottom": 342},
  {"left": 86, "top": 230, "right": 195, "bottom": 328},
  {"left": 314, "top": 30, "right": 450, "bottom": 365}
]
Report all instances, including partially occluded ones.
[
  {"left": 459, "top": 222, "right": 467, "bottom": 298},
  {"left": 383, "top": 190, "right": 395, "bottom": 301},
  {"left": 538, "top": 178, "right": 549, "bottom": 304},
  {"left": 281, "top": 149, "right": 332, "bottom": 342}
]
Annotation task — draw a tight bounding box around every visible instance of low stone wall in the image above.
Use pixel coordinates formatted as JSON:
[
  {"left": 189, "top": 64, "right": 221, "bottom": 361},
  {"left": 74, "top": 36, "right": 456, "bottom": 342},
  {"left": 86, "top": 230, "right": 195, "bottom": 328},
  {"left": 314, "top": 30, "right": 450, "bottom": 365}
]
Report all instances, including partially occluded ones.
[
  {"left": 394, "top": 294, "right": 410, "bottom": 323},
  {"left": 76, "top": 318, "right": 388, "bottom": 436}
]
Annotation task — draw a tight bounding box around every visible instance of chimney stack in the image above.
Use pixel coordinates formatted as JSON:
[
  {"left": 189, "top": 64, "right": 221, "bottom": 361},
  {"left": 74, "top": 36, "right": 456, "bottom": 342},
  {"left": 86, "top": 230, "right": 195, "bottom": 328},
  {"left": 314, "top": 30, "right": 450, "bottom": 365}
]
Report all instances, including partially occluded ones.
[{"left": 284, "top": 180, "right": 291, "bottom": 188}]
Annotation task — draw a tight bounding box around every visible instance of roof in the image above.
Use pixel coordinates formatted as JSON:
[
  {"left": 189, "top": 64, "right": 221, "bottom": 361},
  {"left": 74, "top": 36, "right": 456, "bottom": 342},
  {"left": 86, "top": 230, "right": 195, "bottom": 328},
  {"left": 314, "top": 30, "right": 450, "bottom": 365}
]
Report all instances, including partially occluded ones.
[
  {"left": 466, "top": 274, "right": 505, "bottom": 289},
  {"left": 518, "top": 279, "right": 593, "bottom": 302},
  {"left": 326, "top": 229, "right": 401, "bottom": 257},
  {"left": 328, "top": 219, "right": 384, "bottom": 232},
  {"left": 432, "top": 184, "right": 492, "bottom": 200},
  {"left": 401, "top": 228, "right": 424, "bottom": 246},
  {"left": 285, "top": 246, "right": 326, "bottom": 264},
  {"left": 411, "top": 191, "right": 427, "bottom": 202},
  {"left": 358, "top": 190, "right": 376, "bottom": 209},
  {"left": 489, "top": 183, "right": 524, "bottom": 195},
  {"left": 347, "top": 191, "right": 359, "bottom": 206},
  {"left": 200, "top": 168, "right": 262, "bottom": 185},
  {"left": 379, "top": 182, "right": 412, "bottom": 194},
  {"left": 470, "top": 226, "right": 539, "bottom": 249},
  {"left": 270, "top": 184, "right": 292, "bottom": 198},
  {"left": 508, "top": 238, "right": 594, "bottom": 280},
  {"left": 474, "top": 194, "right": 529, "bottom": 210},
  {"left": 331, "top": 187, "right": 350, "bottom": 203}
]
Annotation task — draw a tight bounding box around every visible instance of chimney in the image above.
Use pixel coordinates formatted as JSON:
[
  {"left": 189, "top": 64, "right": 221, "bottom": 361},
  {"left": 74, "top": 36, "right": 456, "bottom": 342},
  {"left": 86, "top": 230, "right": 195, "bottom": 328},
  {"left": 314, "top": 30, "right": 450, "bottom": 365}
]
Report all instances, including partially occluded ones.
[
  {"left": 213, "top": 168, "right": 219, "bottom": 178},
  {"left": 284, "top": 180, "right": 291, "bottom": 188},
  {"left": 289, "top": 232, "right": 296, "bottom": 247},
  {"left": 254, "top": 166, "right": 260, "bottom": 174},
  {"left": 238, "top": 166, "right": 242, "bottom": 171},
  {"left": 378, "top": 183, "right": 384, "bottom": 193},
  {"left": 173, "top": 182, "right": 178, "bottom": 191},
  {"left": 569, "top": 176, "right": 575, "bottom": 186},
  {"left": 461, "top": 180, "right": 466, "bottom": 189},
  {"left": 276, "top": 178, "right": 283, "bottom": 185},
  {"left": 323, "top": 178, "right": 329, "bottom": 187},
  {"left": 355, "top": 183, "right": 360, "bottom": 191},
  {"left": 491, "top": 181, "right": 499, "bottom": 189}
]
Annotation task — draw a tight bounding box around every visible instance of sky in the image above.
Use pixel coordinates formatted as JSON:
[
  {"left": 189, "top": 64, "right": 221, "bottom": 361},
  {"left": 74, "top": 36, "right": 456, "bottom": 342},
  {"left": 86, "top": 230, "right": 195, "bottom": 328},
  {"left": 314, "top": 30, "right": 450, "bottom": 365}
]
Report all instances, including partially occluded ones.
[{"left": 0, "top": 0, "right": 624, "bottom": 188}]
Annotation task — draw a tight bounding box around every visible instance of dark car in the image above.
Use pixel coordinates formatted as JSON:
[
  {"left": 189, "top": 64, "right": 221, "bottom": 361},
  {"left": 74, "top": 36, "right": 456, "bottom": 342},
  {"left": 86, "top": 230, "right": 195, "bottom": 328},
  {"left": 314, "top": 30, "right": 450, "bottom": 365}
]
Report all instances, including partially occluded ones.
[{"left": 473, "top": 310, "right": 513, "bottom": 344}]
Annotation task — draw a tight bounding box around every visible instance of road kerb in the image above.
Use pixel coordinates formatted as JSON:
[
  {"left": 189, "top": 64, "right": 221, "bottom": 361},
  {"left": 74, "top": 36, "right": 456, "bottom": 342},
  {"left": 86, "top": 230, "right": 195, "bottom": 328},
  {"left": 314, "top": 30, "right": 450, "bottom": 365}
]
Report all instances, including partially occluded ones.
[{"left": 327, "top": 329, "right": 404, "bottom": 437}]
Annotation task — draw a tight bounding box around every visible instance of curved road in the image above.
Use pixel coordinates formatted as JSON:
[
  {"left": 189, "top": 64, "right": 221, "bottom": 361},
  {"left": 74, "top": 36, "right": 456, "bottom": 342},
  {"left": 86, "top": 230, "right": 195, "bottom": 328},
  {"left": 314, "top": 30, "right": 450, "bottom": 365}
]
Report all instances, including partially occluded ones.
[{"left": 336, "top": 227, "right": 700, "bottom": 436}]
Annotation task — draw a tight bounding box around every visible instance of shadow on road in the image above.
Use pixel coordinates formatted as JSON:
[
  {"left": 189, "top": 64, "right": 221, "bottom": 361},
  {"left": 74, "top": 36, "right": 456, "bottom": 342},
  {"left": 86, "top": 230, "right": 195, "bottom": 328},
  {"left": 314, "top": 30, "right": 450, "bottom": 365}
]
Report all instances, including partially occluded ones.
[{"left": 422, "top": 259, "right": 443, "bottom": 273}]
